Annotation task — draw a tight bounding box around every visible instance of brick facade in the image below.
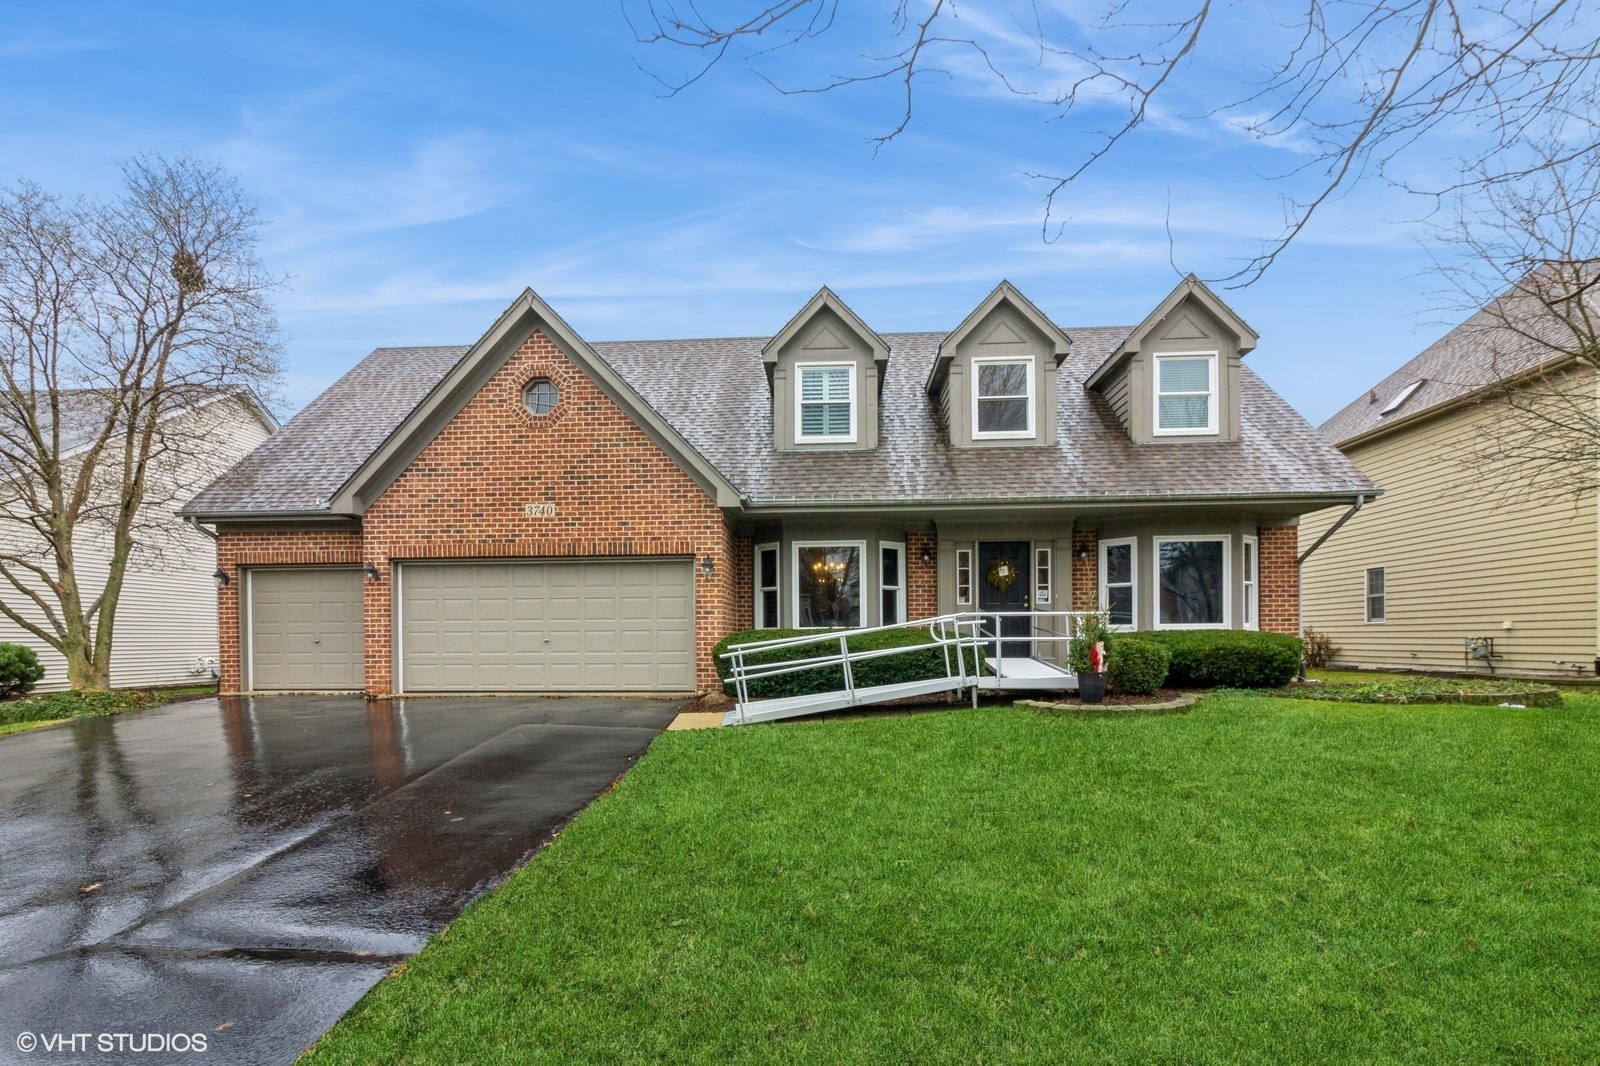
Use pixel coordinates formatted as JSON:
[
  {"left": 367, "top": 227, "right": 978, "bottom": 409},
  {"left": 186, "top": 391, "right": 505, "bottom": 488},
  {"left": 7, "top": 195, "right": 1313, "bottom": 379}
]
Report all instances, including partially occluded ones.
[
  {"left": 214, "top": 529, "right": 363, "bottom": 693},
  {"left": 906, "top": 532, "right": 937, "bottom": 619},
  {"left": 1257, "top": 525, "right": 1299, "bottom": 635},
  {"left": 215, "top": 328, "right": 738, "bottom": 697},
  {"left": 1070, "top": 529, "right": 1098, "bottom": 612}
]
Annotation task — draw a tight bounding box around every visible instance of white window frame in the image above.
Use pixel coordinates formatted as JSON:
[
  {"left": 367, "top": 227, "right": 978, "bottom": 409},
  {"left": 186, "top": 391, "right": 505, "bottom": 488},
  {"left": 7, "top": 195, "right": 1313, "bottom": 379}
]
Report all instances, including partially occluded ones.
[
  {"left": 755, "top": 542, "right": 780, "bottom": 629},
  {"left": 792, "top": 540, "right": 867, "bottom": 628},
  {"left": 1154, "top": 534, "right": 1231, "bottom": 630},
  {"left": 955, "top": 548, "right": 973, "bottom": 606},
  {"left": 971, "top": 355, "right": 1036, "bottom": 440},
  {"left": 795, "top": 362, "right": 857, "bottom": 444},
  {"left": 1152, "top": 351, "right": 1218, "bottom": 436},
  {"left": 880, "top": 541, "right": 906, "bottom": 626},
  {"left": 1365, "top": 567, "right": 1386, "bottom": 624},
  {"left": 1242, "top": 534, "right": 1259, "bottom": 631},
  {"left": 1098, "top": 537, "right": 1138, "bottom": 631},
  {"left": 1034, "top": 547, "right": 1052, "bottom": 606}
]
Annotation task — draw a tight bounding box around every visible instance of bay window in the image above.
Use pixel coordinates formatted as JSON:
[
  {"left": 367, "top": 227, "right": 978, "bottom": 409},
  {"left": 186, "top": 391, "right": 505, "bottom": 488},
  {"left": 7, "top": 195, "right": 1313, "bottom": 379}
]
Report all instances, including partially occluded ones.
[
  {"left": 1156, "top": 536, "right": 1229, "bottom": 628},
  {"left": 794, "top": 543, "right": 863, "bottom": 627},
  {"left": 1099, "top": 538, "right": 1137, "bottom": 628}
]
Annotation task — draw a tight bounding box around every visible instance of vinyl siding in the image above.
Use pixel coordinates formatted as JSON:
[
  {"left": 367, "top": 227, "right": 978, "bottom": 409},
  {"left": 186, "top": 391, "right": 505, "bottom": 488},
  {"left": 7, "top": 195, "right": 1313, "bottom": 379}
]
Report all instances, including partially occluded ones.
[
  {"left": 1102, "top": 366, "right": 1131, "bottom": 427},
  {"left": 1301, "top": 380, "right": 1598, "bottom": 676},
  {"left": 0, "top": 400, "right": 272, "bottom": 692}
]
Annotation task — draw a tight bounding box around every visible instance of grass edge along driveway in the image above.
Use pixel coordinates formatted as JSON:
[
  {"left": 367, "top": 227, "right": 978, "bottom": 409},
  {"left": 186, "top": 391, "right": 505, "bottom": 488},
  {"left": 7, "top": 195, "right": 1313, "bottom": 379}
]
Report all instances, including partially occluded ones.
[{"left": 302, "top": 695, "right": 1600, "bottom": 1064}]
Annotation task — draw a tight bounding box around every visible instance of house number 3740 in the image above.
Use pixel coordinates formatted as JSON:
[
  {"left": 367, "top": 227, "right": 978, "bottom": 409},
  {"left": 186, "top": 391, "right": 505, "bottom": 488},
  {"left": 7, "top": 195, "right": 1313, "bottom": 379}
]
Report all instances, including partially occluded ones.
[{"left": 523, "top": 502, "right": 557, "bottom": 517}]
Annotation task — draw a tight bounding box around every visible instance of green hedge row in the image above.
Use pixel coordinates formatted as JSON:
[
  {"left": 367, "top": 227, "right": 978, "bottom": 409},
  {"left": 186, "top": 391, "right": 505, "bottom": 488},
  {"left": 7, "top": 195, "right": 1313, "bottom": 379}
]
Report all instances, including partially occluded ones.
[
  {"left": 1136, "top": 630, "right": 1303, "bottom": 688},
  {"left": 714, "top": 627, "right": 984, "bottom": 700}
]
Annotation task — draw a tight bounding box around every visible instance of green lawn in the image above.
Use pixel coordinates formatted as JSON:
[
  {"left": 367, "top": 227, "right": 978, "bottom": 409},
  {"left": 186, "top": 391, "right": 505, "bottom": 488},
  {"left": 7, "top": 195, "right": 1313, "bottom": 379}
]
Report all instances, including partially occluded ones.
[{"left": 303, "top": 694, "right": 1600, "bottom": 1065}]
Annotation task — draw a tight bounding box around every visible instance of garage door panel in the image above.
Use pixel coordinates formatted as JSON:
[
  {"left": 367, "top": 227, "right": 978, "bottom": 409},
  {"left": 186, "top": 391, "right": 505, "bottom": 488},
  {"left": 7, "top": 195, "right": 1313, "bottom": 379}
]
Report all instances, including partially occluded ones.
[
  {"left": 250, "top": 568, "right": 363, "bottom": 691},
  {"left": 400, "top": 559, "right": 693, "bottom": 692}
]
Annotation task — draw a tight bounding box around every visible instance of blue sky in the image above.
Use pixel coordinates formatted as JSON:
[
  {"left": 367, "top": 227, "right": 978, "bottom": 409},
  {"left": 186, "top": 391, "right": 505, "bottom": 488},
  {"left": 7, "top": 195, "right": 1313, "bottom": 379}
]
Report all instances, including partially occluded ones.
[{"left": 0, "top": 2, "right": 1466, "bottom": 425}]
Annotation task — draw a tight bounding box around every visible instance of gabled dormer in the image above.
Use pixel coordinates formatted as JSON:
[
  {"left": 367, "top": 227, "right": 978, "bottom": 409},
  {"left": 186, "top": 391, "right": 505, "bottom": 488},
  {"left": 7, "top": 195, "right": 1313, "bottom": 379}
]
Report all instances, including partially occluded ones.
[
  {"left": 925, "top": 281, "right": 1071, "bottom": 448},
  {"left": 764, "top": 287, "right": 890, "bottom": 451},
  {"left": 1085, "top": 275, "right": 1258, "bottom": 444}
]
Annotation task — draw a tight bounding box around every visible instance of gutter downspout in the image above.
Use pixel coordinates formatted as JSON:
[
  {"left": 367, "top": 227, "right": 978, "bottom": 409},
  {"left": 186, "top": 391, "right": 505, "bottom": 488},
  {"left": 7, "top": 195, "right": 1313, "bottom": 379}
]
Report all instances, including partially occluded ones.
[
  {"left": 1293, "top": 494, "right": 1365, "bottom": 679},
  {"left": 184, "top": 515, "right": 218, "bottom": 541}
]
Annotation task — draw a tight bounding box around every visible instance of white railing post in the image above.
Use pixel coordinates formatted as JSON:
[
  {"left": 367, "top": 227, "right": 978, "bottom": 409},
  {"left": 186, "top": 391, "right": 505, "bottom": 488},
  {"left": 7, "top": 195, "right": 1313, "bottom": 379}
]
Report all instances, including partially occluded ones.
[{"left": 839, "top": 633, "right": 855, "bottom": 700}]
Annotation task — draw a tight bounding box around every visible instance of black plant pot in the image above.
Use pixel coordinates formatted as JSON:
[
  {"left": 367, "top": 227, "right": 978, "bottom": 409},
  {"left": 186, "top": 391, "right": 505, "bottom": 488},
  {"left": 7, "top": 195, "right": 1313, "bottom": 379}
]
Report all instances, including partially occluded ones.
[{"left": 1077, "top": 671, "right": 1107, "bottom": 704}]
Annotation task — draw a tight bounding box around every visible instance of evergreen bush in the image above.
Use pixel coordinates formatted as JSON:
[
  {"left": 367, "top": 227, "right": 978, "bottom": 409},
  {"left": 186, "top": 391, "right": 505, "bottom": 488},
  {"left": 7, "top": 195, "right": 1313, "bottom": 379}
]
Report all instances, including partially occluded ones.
[
  {"left": 0, "top": 643, "right": 45, "bottom": 699},
  {"left": 1107, "top": 638, "right": 1170, "bottom": 695}
]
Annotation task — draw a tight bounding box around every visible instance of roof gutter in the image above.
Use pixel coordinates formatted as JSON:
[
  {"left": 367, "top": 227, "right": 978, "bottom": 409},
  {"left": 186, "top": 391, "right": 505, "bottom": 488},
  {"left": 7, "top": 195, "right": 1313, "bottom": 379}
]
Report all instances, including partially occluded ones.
[{"left": 742, "top": 490, "right": 1373, "bottom": 516}]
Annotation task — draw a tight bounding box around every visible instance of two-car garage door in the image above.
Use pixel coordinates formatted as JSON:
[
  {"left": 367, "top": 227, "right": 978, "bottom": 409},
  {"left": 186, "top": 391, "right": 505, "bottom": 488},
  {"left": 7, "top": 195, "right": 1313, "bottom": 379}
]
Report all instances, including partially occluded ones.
[
  {"left": 246, "top": 559, "right": 694, "bottom": 693},
  {"left": 399, "top": 560, "right": 694, "bottom": 692}
]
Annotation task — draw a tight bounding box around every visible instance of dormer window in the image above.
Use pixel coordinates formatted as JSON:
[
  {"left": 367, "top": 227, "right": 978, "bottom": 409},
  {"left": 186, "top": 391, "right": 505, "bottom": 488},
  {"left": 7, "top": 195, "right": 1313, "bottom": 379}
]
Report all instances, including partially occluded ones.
[
  {"left": 796, "top": 363, "right": 856, "bottom": 443},
  {"left": 1153, "top": 352, "right": 1218, "bottom": 435},
  {"left": 972, "top": 356, "right": 1035, "bottom": 439}
]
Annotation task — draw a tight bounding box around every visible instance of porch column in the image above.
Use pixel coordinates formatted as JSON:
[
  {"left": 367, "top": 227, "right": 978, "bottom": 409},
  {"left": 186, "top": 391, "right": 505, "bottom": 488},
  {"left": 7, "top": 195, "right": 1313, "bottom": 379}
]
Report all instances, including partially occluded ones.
[
  {"left": 1070, "top": 529, "right": 1098, "bottom": 612},
  {"left": 906, "top": 532, "right": 938, "bottom": 619},
  {"left": 1258, "top": 525, "right": 1299, "bottom": 635}
]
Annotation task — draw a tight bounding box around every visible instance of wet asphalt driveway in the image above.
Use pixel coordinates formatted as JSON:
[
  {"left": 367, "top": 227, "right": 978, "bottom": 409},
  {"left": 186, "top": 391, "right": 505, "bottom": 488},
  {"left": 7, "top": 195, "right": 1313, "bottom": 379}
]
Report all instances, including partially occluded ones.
[{"left": 0, "top": 695, "right": 677, "bottom": 1064}]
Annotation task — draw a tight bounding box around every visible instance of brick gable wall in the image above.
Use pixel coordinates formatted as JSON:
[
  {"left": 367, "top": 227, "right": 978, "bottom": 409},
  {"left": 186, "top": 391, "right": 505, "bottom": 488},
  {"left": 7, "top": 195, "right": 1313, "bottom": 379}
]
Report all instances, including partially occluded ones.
[{"left": 214, "top": 328, "right": 744, "bottom": 696}]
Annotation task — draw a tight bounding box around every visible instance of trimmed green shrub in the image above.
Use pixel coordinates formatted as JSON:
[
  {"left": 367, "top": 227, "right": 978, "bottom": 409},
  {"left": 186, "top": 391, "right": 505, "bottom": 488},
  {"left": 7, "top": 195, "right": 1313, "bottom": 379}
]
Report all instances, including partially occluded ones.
[
  {"left": 1068, "top": 613, "right": 1113, "bottom": 675},
  {"left": 0, "top": 643, "right": 44, "bottom": 699},
  {"left": 1137, "top": 630, "right": 1302, "bottom": 688},
  {"left": 714, "top": 626, "right": 984, "bottom": 700},
  {"left": 1107, "top": 638, "right": 1170, "bottom": 695}
]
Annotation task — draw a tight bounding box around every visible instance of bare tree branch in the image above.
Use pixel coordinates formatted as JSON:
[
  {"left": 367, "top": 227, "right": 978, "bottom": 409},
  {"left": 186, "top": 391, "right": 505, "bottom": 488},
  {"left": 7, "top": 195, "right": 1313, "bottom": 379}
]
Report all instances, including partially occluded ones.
[
  {"left": 0, "top": 157, "right": 281, "bottom": 689},
  {"left": 627, "top": 0, "right": 1600, "bottom": 286}
]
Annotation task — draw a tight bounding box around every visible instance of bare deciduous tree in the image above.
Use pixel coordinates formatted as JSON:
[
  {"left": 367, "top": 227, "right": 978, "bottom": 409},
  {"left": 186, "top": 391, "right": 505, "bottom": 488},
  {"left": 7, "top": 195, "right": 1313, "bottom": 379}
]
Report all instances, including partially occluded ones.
[
  {"left": 627, "top": 0, "right": 1600, "bottom": 285},
  {"left": 0, "top": 157, "right": 281, "bottom": 690},
  {"left": 1434, "top": 143, "right": 1600, "bottom": 503}
]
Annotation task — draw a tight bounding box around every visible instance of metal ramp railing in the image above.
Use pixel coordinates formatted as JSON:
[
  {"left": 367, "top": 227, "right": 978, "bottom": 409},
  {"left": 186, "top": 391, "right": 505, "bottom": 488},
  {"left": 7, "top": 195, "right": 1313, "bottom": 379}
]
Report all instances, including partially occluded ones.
[{"left": 720, "top": 611, "right": 1092, "bottom": 726}]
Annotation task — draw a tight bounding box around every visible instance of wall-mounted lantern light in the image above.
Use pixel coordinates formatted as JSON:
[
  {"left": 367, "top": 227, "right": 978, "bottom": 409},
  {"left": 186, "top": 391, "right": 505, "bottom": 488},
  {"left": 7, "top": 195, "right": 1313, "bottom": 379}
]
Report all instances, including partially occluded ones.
[
  {"left": 919, "top": 546, "right": 933, "bottom": 565},
  {"left": 1075, "top": 544, "right": 1091, "bottom": 562},
  {"left": 364, "top": 562, "right": 382, "bottom": 582},
  {"left": 700, "top": 555, "right": 715, "bottom": 579},
  {"left": 213, "top": 568, "right": 230, "bottom": 588}
]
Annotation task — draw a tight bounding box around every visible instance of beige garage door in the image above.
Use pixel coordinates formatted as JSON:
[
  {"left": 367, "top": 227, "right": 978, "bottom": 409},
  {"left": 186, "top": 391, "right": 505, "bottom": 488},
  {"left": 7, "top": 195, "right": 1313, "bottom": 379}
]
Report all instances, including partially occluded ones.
[
  {"left": 398, "top": 559, "right": 694, "bottom": 693},
  {"left": 248, "top": 568, "right": 363, "bottom": 691}
]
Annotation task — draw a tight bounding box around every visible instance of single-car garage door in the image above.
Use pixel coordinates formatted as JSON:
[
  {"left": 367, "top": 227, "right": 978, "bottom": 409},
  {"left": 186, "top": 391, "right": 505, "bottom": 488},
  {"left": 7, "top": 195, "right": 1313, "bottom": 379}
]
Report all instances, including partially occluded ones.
[
  {"left": 247, "top": 567, "right": 363, "bottom": 691},
  {"left": 398, "top": 559, "right": 694, "bottom": 693}
]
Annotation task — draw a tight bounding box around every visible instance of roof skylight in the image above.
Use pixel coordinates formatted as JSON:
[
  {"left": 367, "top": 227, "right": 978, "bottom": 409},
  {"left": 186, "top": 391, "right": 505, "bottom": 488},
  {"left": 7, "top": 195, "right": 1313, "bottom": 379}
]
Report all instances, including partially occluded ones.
[{"left": 1379, "top": 380, "right": 1424, "bottom": 415}]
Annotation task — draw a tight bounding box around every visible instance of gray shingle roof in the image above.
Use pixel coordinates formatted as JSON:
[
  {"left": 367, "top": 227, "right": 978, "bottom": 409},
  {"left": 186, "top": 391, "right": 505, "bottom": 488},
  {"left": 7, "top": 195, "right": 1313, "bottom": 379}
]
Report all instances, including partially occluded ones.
[
  {"left": 595, "top": 329, "right": 1373, "bottom": 505},
  {"left": 183, "top": 345, "right": 468, "bottom": 514},
  {"left": 185, "top": 326, "right": 1373, "bottom": 516},
  {"left": 1320, "top": 271, "right": 1593, "bottom": 447}
]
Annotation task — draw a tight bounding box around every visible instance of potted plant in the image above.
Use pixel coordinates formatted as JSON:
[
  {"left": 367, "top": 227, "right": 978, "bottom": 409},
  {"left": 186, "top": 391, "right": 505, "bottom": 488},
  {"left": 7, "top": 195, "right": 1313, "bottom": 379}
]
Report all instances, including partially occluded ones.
[{"left": 1070, "top": 612, "right": 1112, "bottom": 704}]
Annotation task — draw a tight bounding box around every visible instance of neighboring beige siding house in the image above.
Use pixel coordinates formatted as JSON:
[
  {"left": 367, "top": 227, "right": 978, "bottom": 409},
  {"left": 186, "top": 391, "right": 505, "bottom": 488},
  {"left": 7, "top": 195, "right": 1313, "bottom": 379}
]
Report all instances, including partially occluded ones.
[
  {"left": 1302, "top": 269, "right": 1600, "bottom": 678},
  {"left": 0, "top": 395, "right": 275, "bottom": 692}
]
